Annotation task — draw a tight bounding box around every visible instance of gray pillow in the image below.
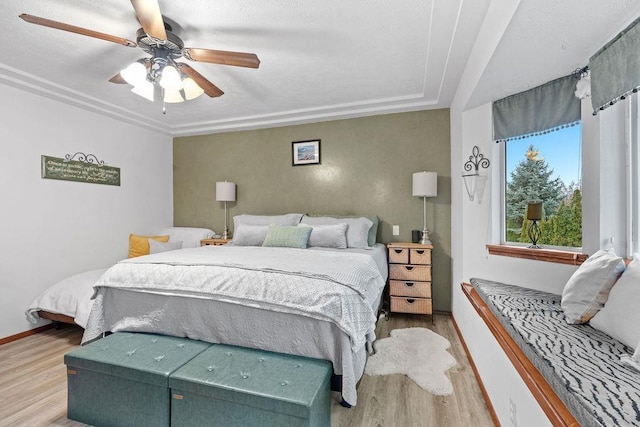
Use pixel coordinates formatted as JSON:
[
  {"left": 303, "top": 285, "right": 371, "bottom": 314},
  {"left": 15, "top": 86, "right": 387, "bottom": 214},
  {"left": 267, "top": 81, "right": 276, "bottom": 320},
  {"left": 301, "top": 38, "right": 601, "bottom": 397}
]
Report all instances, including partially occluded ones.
[
  {"left": 302, "top": 214, "right": 378, "bottom": 246},
  {"left": 301, "top": 215, "right": 373, "bottom": 248},
  {"left": 299, "top": 223, "right": 348, "bottom": 249},
  {"left": 233, "top": 214, "right": 304, "bottom": 234},
  {"left": 231, "top": 224, "right": 270, "bottom": 246},
  {"left": 149, "top": 239, "right": 183, "bottom": 254},
  {"left": 262, "top": 225, "right": 312, "bottom": 249}
]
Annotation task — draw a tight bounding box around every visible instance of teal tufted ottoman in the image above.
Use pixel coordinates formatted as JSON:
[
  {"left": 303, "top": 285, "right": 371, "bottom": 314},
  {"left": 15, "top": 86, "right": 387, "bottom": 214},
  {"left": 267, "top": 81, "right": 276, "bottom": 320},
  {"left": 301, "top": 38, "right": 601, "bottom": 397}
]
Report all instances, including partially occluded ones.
[
  {"left": 64, "top": 332, "right": 211, "bottom": 427},
  {"left": 169, "top": 344, "right": 332, "bottom": 427}
]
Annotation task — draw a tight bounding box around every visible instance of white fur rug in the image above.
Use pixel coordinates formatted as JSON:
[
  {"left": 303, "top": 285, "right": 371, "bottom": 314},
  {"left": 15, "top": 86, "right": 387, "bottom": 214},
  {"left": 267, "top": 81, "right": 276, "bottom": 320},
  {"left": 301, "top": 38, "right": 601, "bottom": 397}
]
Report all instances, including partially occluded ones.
[{"left": 364, "top": 327, "right": 457, "bottom": 395}]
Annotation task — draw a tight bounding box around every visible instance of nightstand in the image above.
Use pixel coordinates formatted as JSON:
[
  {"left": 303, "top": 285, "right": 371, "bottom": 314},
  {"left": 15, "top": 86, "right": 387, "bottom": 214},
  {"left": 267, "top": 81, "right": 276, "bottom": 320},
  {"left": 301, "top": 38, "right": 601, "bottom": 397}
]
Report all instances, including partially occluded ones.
[
  {"left": 386, "top": 242, "right": 433, "bottom": 318},
  {"left": 200, "top": 238, "right": 231, "bottom": 246}
]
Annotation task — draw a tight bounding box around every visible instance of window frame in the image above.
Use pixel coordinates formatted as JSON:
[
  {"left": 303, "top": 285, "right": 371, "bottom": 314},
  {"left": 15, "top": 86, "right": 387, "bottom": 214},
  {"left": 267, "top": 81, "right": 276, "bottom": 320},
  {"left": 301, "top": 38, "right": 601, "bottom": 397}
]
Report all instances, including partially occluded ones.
[{"left": 499, "top": 129, "right": 584, "bottom": 252}]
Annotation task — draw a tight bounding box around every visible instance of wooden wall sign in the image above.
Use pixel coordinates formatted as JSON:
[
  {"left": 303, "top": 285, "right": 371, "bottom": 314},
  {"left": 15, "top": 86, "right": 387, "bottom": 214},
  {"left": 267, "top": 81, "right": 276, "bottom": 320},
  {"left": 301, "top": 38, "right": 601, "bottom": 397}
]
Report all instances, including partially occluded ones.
[{"left": 41, "top": 153, "right": 120, "bottom": 186}]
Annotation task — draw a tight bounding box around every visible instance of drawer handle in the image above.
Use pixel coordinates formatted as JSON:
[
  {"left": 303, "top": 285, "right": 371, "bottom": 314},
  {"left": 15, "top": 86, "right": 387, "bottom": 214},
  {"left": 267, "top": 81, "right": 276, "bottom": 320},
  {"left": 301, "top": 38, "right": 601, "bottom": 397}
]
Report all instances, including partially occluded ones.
[
  {"left": 405, "top": 282, "right": 414, "bottom": 287},
  {"left": 416, "top": 250, "right": 425, "bottom": 255},
  {"left": 405, "top": 266, "right": 414, "bottom": 271},
  {"left": 406, "top": 299, "right": 415, "bottom": 304},
  {"left": 394, "top": 249, "right": 403, "bottom": 254}
]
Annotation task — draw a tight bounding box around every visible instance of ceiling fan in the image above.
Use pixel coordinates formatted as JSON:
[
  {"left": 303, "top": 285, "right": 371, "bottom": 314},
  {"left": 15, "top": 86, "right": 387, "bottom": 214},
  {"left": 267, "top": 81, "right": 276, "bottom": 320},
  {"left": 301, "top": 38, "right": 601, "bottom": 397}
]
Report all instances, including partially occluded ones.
[{"left": 19, "top": 0, "right": 260, "bottom": 110}]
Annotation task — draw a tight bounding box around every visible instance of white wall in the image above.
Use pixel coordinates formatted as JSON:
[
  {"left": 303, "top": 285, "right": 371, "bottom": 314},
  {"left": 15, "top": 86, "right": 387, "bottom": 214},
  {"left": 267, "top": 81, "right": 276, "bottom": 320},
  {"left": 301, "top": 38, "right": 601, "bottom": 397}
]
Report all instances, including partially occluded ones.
[{"left": 0, "top": 82, "right": 173, "bottom": 339}]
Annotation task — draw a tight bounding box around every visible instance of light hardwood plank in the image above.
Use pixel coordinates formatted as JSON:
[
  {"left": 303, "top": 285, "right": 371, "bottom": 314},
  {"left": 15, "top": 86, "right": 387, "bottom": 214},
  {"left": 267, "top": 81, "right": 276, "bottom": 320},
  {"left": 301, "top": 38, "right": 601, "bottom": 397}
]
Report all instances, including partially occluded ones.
[{"left": 0, "top": 314, "right": 494, "bottom": 426}]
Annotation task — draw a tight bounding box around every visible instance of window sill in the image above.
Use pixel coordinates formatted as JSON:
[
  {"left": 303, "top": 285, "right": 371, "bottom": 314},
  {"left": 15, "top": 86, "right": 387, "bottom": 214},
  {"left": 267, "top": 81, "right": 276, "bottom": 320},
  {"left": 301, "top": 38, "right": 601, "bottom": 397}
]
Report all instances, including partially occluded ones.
[{"left": 486, "top": 245, "right": 588, "bottom": 266}]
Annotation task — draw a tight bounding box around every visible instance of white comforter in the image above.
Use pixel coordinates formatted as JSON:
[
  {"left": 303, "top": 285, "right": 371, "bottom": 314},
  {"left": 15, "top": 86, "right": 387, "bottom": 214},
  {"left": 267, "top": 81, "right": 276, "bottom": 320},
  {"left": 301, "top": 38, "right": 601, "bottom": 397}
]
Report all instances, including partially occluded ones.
[{"left": 82, "top": 245, "right": 386, "bottom": 404}]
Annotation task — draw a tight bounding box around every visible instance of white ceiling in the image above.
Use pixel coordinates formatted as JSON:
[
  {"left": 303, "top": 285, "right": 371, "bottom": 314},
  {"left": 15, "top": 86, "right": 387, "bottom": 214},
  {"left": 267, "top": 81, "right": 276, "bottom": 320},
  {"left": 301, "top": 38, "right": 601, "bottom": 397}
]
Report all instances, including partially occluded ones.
[{"left": 1, "top": 1, "right": 640, "bottom": 137}]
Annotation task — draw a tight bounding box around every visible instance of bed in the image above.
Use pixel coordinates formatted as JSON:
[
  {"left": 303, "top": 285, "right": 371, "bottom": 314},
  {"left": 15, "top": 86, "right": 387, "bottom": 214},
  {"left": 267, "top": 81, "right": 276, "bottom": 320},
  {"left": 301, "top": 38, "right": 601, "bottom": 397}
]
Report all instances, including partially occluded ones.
[
  {"left": 81, "top": 243, "right": 388, "bottom": 406},
  {"left": 26, "top": 227, "right": 215, "bottom": 327},
  {"left": 26, "top": 217, "right": 386, "bottom": 406},
  {"left": 26, "top": 268, "right": 109, "bottom": 328}
]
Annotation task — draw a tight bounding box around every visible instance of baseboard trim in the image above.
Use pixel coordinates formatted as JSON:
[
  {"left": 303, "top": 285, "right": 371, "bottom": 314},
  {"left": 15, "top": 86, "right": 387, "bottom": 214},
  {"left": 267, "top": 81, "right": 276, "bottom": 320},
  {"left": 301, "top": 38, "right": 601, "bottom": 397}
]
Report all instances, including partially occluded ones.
[
  {"left": 451, "top": 314, "right": 500, "bottom": 427},
  {"left": 0, "top": 323, "right": 55, "bottom": 346}
]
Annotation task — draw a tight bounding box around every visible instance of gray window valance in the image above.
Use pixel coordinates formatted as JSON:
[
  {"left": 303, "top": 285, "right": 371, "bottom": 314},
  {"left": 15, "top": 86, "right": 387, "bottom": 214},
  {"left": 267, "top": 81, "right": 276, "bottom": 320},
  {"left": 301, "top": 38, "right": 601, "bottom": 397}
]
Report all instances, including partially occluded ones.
[
  {"left": 492, "top": 74, "right": 580, "bottom": 142},
  {"left": 590, "top": 16, "right": 640, "bottom": 113}
]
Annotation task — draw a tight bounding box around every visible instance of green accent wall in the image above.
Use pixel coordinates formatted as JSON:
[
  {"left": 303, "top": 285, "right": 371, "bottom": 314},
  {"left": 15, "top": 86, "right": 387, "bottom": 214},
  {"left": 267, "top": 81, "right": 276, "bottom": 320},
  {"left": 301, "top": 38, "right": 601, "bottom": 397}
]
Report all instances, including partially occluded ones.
[{"left": 174, "top": 109, "right": 452, "bottom": 311}]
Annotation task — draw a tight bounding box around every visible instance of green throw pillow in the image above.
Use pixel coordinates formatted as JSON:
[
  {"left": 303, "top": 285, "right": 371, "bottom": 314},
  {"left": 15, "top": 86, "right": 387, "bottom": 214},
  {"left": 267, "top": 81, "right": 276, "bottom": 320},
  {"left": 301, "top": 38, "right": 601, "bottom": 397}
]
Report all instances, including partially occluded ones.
[{"left": 262, "top": 225, "right": 312, "bottom": 248}]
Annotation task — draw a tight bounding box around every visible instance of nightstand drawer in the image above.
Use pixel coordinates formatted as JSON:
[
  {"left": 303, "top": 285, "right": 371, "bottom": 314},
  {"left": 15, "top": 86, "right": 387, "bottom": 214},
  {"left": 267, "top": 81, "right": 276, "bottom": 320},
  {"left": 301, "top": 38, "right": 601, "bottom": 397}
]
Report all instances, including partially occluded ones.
[
  {"left": 388, "top": 247, "right": 409, "bottom": 264},
  {"left": 410, "top": 249, "right": 431, "bottom": 265},
  {"left": 389, "top": 264, "right": 431, "bottom": 282},
  {"left": 389, "top": 280, "right": 431, "bottom": 298},
  {"left": 390, "top": 297, "right": 432, "bottom": 314}
]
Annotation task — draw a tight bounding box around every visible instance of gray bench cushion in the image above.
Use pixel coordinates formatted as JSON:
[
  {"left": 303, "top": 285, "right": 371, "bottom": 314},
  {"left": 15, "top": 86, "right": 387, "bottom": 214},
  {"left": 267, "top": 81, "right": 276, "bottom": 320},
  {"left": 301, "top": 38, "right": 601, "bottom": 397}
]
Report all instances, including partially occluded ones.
[{"left": 471, "top": 278, "right": 640, "bottom": 427}]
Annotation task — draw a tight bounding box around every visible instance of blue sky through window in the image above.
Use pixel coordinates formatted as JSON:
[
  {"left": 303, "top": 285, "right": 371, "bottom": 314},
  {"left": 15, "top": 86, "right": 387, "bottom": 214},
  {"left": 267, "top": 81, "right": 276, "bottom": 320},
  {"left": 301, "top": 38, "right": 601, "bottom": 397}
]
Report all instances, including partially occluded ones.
[{"left": 506, "top": 124, "right": 582, "bottom": 187}]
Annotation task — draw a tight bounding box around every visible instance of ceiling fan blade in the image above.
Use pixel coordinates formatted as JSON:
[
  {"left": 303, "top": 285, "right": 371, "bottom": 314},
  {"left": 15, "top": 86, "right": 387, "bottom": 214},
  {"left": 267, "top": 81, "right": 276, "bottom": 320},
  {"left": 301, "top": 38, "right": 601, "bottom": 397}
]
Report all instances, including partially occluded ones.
[
  {"left": 130, "top": 0, "right": 167, "bottom": 41},
  {"left": 183, "top": 48, "right": 260, "bottom": 69},
  {"left": 108, "top": 73, "right": 128, "bottom": 84},
  {"left": 19, "top": 14, "right": 136, "bottom": 47},
  {"left": 177, "top": 63, "right": 224, "bottom": 98}
]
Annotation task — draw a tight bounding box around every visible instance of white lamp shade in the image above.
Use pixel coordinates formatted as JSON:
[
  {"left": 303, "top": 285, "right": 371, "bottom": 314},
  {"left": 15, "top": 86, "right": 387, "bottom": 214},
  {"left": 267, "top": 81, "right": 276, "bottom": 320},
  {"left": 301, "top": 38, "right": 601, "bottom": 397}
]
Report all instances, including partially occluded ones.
[
  {"left": 412, "top": 172, "right": 437, "bottom": 197},
  {"left": 182, "top": 77, "right": 205, "bottom": 100},
  {"left": 121, "top": 61, "right": 147, "bottom": 86},
  {"left": 164, "top": 88, "right": 185, "bottom": 103},
  {"left": 160, "top": 65, "right": 183, "bottom": 91},
  {"left": 216, "top": 181, "right": 236, "bottom": 202}
]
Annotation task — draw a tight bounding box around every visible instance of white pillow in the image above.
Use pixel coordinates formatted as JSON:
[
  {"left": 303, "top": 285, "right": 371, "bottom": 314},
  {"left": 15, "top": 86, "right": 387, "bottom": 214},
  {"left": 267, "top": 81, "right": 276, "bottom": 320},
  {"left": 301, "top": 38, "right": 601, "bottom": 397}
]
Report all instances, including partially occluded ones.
[
  {"left": 232, "top": 214, "right": 303, "bottom": 231},
  {"left": 158, "top": 227, "right": 215, "bottom": 248},
  {"left": 299, "top": 223, "right": 348, "bottom": 249},
  {"left": 301, "top": 216, "right": 373, "bottom": 249},
  {"left": 561, "top": 249, "right": 625, "bottom": 324},
  {"left": 590, "top": 258, "right": 640, "bottom": 349},
  {"left": 231, "top": 224, "right": 270, "bottom": 246},
  {"left": 149, "top": 239, "right": 183, "bottom": 254}
]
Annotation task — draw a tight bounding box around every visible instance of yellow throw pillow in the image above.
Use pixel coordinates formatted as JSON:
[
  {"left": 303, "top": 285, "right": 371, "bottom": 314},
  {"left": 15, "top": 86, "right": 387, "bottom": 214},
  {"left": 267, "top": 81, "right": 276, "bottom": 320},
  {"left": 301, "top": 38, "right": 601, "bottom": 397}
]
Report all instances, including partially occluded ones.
[{"left": 128, "top": 234, "right": 170, "bottom": 258}]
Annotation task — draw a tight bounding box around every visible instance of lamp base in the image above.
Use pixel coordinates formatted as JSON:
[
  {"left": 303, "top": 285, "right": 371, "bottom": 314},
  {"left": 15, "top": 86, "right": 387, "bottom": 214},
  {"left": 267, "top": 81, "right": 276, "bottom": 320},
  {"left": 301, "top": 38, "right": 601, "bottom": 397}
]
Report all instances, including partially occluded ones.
[
  {"left": 222, "top": 226, "right": 230, "bottom": 240},
  {"left": 419, "top": 229, "right": 432, "bottom": 245},
  {"left": 527, "top": 220, "right": 541, "bottom": 249}
]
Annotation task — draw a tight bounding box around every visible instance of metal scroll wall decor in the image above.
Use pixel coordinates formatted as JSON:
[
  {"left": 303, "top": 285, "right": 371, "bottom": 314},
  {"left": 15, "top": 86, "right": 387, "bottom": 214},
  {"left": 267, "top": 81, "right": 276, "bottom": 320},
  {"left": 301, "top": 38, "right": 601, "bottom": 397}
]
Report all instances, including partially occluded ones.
[
  {"left": 41, "top": 152, "right": 121, "bottom": 186},
  {"left": 462, "top": 146, "right": 490, "bottom": 201}
]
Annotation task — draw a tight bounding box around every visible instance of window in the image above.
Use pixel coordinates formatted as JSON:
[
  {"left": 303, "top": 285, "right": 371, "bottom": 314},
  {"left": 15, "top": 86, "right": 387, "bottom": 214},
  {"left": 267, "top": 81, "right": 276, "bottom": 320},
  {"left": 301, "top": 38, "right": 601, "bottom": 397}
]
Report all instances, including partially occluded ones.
[{"left": 504, "top": 124, "right": 583, "bottom": 248}]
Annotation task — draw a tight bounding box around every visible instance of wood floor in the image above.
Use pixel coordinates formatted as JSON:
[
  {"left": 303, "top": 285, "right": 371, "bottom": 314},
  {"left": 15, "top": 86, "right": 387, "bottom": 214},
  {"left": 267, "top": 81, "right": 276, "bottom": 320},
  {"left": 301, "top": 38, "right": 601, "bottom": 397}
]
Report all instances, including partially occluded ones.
[{"left": 0, "top": 314, "right": 495, "bottom": 427}]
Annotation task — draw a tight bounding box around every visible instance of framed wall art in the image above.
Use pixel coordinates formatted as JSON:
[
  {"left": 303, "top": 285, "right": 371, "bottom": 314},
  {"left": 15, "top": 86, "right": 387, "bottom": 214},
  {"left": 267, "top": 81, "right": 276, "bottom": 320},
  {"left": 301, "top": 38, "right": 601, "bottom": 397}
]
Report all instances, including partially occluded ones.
[{"left": 292, "top": 139, "right": 321, "bottom": 166}]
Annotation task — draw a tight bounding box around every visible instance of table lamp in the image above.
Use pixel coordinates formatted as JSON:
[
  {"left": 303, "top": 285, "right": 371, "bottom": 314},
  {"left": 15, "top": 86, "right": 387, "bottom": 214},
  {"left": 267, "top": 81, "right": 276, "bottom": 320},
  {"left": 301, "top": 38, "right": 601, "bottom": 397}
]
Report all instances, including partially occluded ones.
[
  {"left": 412, "top": 172, "right": 438, "bottom": 245},
  {"left": 526, "top": 201, "right": 543, "bottom": 248},
  {"left": 216, "top": 181, "right": 236, "bottom": 239}
]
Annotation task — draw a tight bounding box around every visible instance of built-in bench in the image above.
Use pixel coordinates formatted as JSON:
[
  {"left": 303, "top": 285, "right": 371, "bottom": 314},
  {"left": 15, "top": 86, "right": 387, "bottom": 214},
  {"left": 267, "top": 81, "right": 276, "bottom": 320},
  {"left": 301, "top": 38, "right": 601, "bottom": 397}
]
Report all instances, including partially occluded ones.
[
  {"left": 65, "top": 332, "right": 332, "bottom": 427},
  {"left": 463, "top": 278, "right": 640, "bottom": 427}
]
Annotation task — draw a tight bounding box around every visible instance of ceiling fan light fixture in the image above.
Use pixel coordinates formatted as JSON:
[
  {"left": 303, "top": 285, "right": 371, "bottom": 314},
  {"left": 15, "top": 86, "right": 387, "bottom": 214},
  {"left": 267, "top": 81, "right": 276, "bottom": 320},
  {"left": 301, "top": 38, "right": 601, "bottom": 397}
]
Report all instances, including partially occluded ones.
[
  {"left": 131, "top": 80, "right": 154, "bottom": 102},
  {"left": 164, "top": 88, "right": 185, "bottom": 103},
  {"left": 182, "top": 77, "right": 204, "bottom": 100},
  {"left": 120, "top": 60, "right": 147, "bottom": 86},
  {"left": 159, "top": 65, "right": 182, "bottom": 91}
]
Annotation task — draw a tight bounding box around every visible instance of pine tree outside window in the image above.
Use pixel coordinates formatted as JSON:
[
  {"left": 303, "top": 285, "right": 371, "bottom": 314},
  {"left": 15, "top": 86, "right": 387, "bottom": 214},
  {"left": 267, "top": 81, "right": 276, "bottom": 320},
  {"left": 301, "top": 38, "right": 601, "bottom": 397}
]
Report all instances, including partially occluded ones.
[{"left": 504, "top": 125, "right": 582, "bottom": 248}]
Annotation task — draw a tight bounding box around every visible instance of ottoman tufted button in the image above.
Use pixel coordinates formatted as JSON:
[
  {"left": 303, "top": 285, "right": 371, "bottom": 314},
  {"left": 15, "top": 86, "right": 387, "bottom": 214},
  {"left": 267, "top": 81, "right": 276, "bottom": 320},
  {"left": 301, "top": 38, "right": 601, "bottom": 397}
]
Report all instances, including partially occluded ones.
[
  {"left": 127, "top": 350, "right": 135, "bottom": 356},
  {"left": 177, "top": 343, "right": 185, "bottom": 348},
  {"left": 280, "top": 380, "right": 289, "bottom": 386},
  {"left": 207, "top": 366, "right": 216, "bottom": 372},
  {"left": 258, "top": 357, "right": 265, "bottom": 363},
  {"left": 226, "top": 351, "right": 232, "bottom": 356},
  {"left": 154, "top": 355, "right": 165, "bottom": 362}
]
